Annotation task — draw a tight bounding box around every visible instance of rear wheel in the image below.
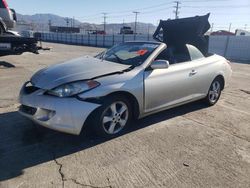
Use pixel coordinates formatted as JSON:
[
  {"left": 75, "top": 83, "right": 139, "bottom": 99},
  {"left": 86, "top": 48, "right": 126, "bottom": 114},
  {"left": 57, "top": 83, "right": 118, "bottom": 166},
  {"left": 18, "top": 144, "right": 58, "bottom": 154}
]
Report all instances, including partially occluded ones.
[
  {"left": 0, "top": 25, "right": 4, "bottom": 35},
  {"left": 205, "top": 78, "right": 222, "bottom": 106},
  {"left": 90, "top": 96, "right": 132, "bottom": 138}
]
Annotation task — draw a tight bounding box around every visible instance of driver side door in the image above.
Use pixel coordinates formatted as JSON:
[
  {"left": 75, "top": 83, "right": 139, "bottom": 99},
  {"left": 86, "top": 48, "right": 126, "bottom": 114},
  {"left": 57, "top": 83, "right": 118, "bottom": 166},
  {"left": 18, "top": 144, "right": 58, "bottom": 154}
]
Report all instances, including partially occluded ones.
[{"left": 143, "top": 56, "right": 196, "bottom": 113}]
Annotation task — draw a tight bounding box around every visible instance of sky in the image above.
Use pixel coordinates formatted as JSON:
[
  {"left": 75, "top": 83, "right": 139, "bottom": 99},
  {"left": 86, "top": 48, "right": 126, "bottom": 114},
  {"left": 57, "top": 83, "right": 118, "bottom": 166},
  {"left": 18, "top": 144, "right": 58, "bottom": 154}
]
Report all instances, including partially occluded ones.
[{"left": 7, "top": 0, "right": 250, "bottom": 31}]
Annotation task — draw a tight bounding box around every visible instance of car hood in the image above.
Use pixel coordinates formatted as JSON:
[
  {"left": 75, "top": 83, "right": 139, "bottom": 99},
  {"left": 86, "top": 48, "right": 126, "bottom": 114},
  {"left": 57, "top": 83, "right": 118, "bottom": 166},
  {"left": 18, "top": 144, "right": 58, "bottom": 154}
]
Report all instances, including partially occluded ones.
[{"left": 31, "top": 56, "right": 131, "bottom": 90}]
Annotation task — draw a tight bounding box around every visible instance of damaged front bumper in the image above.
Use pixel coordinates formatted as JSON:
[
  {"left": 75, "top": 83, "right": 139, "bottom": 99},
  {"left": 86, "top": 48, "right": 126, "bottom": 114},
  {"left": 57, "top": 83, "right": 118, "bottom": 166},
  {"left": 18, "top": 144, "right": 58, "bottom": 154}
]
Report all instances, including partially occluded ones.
[{"left": 18, "top": 82, "right": 101, "bottom": 135}]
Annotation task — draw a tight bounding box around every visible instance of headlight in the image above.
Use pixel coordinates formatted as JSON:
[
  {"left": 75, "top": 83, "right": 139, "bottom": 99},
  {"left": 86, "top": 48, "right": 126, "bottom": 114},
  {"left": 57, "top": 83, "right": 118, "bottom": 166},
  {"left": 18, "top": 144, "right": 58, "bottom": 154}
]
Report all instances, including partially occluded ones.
[{"left": 47, "top": 80, "right": 100, "bottom": 97}]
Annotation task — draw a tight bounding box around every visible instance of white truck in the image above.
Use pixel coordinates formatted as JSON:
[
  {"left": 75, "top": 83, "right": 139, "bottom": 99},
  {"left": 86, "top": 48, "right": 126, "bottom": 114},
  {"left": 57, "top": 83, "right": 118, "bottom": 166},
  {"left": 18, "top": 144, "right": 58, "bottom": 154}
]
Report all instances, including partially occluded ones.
[{"left": 0, "top": 0, "right": 46, "bottom": 56}]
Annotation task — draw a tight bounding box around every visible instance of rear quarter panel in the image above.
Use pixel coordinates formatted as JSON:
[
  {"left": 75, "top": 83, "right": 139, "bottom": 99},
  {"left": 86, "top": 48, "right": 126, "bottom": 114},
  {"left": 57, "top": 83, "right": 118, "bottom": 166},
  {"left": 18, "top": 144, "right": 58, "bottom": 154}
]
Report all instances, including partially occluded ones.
[{"left": 193, "top": 54, "right": 228, "bottom": 95}]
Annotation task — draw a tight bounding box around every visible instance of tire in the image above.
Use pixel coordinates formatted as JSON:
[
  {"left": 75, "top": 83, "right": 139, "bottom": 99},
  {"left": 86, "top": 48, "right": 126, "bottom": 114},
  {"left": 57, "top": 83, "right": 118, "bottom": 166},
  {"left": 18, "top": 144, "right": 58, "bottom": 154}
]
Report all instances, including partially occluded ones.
[
  {"left": 0, "top": 25, "right": 4, "bottom": 35},
  {"left": 0, "top": 18, "right": 7, "bottom": 35},
  {"left": 204, "top": 78, "right": 222, "bottom": 106},
  {"left": 90, "top": 95, "right": 132, "bottom": 138}
]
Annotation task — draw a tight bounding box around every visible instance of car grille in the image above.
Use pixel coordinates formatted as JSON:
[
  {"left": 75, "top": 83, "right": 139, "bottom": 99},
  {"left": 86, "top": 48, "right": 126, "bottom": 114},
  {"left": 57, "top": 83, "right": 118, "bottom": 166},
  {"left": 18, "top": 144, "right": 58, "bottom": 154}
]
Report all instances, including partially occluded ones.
[{"left": 19, "top": 105, "right": 37, "bottom": 115}]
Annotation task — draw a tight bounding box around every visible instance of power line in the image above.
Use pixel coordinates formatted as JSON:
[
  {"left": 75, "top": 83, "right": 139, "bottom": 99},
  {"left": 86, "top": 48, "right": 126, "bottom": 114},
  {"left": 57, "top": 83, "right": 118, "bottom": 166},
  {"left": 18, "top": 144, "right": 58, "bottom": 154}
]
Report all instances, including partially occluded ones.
[
  {"left": 106, "top": 2, "right": 173, "bottom": 15},
  {"left": 105, "top": 6, "right": 173, "bottom": 20},
  {"left": 181, "top": 0, "right": 230, "bottom": 2},
  {"left": 182, "top": 4, "right": 250, "bottom": 8},
  {"left": 141, "top": 6, "right": 173, "bottom": 15},
  {"left": 74, "top": 0, "right": 247, "bottom": 23},
  {"left": 61, "top": 0, "right": 248, "bottom": 28},
  {"left": 76, "top": 2, "right": 174, "bottom": 20}
]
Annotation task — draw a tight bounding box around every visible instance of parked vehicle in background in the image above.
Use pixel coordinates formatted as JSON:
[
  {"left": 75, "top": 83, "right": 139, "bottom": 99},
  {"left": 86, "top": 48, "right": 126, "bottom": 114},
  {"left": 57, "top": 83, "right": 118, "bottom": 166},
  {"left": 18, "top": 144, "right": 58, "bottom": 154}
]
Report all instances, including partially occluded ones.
[
  {"left": 50, "top": 26, "right": 80, "bottom": 33},
  {"left": 20, "top": 30, "right": 34, "bottom": 38},
  {"left": 235, "top": 29, "right": 250, "bottom": 36},
  {"left": 87, "top": 30, "right": 106, "bottom": 35},
  {"left": 0, "top": 0, "right": 16, "bottom": 32},
  {"left": 0, "top": 0, "right": 49, "bottom": 56},
  {"left": 120, "top": 26, "right": 134, "bottom": 34},
  {"left": 210, "top": 30, "right": 235, "bottom": 36}
]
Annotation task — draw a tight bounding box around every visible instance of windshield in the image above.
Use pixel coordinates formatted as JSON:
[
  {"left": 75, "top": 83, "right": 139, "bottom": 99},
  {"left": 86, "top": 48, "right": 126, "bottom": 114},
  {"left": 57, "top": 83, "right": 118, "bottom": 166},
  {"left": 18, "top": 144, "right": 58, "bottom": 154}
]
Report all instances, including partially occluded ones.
[{"left": 96, "top": 42, "right": 159, "bottom": 66}]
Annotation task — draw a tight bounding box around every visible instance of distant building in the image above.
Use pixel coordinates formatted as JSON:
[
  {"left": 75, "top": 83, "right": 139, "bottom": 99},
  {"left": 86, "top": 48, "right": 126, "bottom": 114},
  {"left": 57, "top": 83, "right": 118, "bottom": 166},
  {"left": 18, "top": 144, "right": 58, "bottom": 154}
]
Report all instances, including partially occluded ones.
[
  {"left": 235, "top": 29, "right": 250, "bottom": 36},
  {"left": 120, "top": 26, "right": 134, "bottom": 34},
  {"left": 49, "top": 26, "right": 80, "bottom": 33},
  {"left": 210, "top": 30, "right": 235, "bottom": 36}
]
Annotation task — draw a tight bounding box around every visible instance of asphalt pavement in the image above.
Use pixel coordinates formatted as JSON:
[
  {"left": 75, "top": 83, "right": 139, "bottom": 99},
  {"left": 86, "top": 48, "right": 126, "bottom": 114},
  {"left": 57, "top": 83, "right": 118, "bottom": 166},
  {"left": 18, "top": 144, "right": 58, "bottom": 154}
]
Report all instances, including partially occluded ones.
[{"left": 0, "top": 43, "right": 249, "bottom": 188}]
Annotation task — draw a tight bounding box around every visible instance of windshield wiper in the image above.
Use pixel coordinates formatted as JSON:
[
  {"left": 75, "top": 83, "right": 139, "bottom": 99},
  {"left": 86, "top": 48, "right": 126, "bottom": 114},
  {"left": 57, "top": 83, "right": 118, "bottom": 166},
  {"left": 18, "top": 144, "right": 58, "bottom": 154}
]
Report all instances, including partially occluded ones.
[
  {"left": 101, "top": 50, "right": 107, "bottom": 61},
  {"left": 112, "top": 54, "right": 123, "bottom": 64}
]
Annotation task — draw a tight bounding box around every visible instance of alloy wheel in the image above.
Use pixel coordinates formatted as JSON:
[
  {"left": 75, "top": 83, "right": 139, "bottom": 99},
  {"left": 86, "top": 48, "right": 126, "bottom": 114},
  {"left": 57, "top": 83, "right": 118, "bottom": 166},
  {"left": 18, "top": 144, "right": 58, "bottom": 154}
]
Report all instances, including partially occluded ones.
[
  {"left": 208, "top": 81, "right": 221, "bottom": 103},
  {"left": 102, "top": 101, "right": 129, "bottom": 135}
]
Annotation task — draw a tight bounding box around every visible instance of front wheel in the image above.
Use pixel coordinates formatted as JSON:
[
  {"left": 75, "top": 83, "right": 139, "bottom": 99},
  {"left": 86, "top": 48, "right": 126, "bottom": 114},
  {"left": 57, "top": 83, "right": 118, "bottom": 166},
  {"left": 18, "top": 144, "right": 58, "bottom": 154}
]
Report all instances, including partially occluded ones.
[
  {"left": 90, "top": 96, "right": 132, "bottom": 138},
  {"left": 204, "top": 78, "right": 222, "bottom": 106}
]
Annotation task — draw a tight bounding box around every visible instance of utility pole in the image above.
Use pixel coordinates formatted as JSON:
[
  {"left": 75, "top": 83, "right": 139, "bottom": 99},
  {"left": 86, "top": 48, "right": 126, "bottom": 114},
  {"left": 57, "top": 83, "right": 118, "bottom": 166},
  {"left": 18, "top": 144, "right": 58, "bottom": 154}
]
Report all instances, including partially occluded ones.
[
  {"left": 48, "top": 19, "right": 52, "bottom": 31},
  {"left": 65, "top": 17, "right": 69, "bottom": 27},
  {"left": 173, "top": 1, "right": 181, "bottom": 19},
  {"left": 147, "top": 24, "right": 150, "bottom": 41},
  {"left": 48, "top": 19, "right": 52, "bottom": 27},
  {"left": 228, "top": 23, "right": 232, "bottom": 32},
  {"left": 102, "top": 13, "right": 107, "bottom": 34},
  {"left": 122, "top": 19, "right": 125, "bottom": 42},
  {"left": 133, "top": 11, "right": 140, "bottom": 35},
  {"left": 156, "top": 19, "right": 160, "bottom": 26},
  {"left": 210, "top": 23, "right": 214, "bottom": 32}
]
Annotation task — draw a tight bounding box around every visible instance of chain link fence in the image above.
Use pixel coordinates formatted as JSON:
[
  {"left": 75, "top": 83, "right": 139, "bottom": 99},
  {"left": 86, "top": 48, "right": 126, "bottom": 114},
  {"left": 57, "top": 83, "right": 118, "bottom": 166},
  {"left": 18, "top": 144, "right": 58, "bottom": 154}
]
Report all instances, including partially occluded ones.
[
  {"left": 40, "top": 32, "right": 250, "bottom": 61},
  {"left": 40, "top": 33, "right": 154, "bottom": 47}
]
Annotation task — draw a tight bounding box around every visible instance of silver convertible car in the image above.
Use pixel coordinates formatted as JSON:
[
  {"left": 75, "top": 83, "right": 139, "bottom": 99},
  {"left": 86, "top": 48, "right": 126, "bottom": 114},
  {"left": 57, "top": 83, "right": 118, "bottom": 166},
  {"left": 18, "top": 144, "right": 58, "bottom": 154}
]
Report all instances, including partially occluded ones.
[{"left": 19, "top": 41, "right": 232, "bottom": 137}]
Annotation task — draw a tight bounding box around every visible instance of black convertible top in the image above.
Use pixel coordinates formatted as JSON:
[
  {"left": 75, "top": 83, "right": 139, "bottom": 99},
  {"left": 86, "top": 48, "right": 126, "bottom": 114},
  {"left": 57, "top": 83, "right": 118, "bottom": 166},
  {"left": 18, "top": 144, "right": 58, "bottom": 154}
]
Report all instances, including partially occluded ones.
[{"left": 153, "top": 14, "right": 211, "bottom": 55}]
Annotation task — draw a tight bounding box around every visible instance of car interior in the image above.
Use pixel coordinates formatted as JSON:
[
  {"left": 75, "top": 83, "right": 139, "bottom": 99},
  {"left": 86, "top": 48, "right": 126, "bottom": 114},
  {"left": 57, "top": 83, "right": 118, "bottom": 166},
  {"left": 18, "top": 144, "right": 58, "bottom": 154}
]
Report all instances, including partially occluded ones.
[{"left": 155, "top": 44, "right": 191, "bottom": 64}]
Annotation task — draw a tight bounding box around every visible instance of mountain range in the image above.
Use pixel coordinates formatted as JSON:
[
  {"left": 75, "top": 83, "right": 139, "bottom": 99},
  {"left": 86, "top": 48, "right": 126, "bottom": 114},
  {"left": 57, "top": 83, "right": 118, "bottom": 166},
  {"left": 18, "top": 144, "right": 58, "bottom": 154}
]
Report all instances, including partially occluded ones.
[{"left": 16, "top": 13, "right": 157, "bottom": 34}]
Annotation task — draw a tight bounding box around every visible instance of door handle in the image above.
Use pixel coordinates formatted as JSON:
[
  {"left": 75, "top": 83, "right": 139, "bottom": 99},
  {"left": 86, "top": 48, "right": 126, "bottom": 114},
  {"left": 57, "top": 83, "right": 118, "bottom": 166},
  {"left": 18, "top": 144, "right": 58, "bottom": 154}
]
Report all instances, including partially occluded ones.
[{"left": 190, "top": 70, "right": 197, "bottom": 76}]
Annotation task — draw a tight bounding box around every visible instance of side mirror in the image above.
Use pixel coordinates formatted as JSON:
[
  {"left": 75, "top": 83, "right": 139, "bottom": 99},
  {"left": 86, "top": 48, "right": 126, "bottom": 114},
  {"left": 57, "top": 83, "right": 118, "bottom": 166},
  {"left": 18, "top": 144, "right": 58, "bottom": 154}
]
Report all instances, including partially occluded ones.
[{"left": 151, "top": 60, "right": 170, "bottom": 69}]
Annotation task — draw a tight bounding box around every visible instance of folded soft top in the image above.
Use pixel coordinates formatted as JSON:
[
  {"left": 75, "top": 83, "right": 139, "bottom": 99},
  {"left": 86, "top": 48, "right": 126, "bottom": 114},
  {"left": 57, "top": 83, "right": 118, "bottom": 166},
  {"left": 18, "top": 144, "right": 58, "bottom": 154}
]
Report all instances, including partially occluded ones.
[{"left": 153, "top": 14, "right": 211, "bottom": 55}]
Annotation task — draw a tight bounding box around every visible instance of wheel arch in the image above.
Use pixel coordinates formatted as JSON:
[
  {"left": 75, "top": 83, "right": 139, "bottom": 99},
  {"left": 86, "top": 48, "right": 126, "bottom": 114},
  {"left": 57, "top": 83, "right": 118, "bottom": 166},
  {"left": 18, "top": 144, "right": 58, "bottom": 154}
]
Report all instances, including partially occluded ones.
[
  {"left": 205, "top": 74, "right": 225, "bottom": 96},
  {"left": 105, "top": 91, "right": 140, "bottom": 119},
  {"left": 82, "top": 90, "right": 140, "bottom": 135},
  {"left": 214, "top": 74, "right": 225, "bottom": 90}
]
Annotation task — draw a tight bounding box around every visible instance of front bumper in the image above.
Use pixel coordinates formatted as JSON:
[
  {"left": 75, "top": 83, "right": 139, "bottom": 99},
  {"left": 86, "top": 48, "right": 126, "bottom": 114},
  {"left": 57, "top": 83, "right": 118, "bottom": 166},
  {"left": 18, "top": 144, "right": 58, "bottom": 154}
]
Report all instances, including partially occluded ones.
[{"left": 18, "top": 83, "right": 100, "bottom": 135}]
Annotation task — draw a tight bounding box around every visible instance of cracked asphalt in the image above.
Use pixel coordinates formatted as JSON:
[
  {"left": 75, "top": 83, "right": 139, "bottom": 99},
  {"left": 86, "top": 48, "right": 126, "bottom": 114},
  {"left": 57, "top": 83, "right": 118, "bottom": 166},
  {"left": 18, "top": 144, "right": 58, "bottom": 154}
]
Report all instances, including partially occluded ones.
[{"left": 0, "top": 43, "right": 250, "bottom": 188}]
